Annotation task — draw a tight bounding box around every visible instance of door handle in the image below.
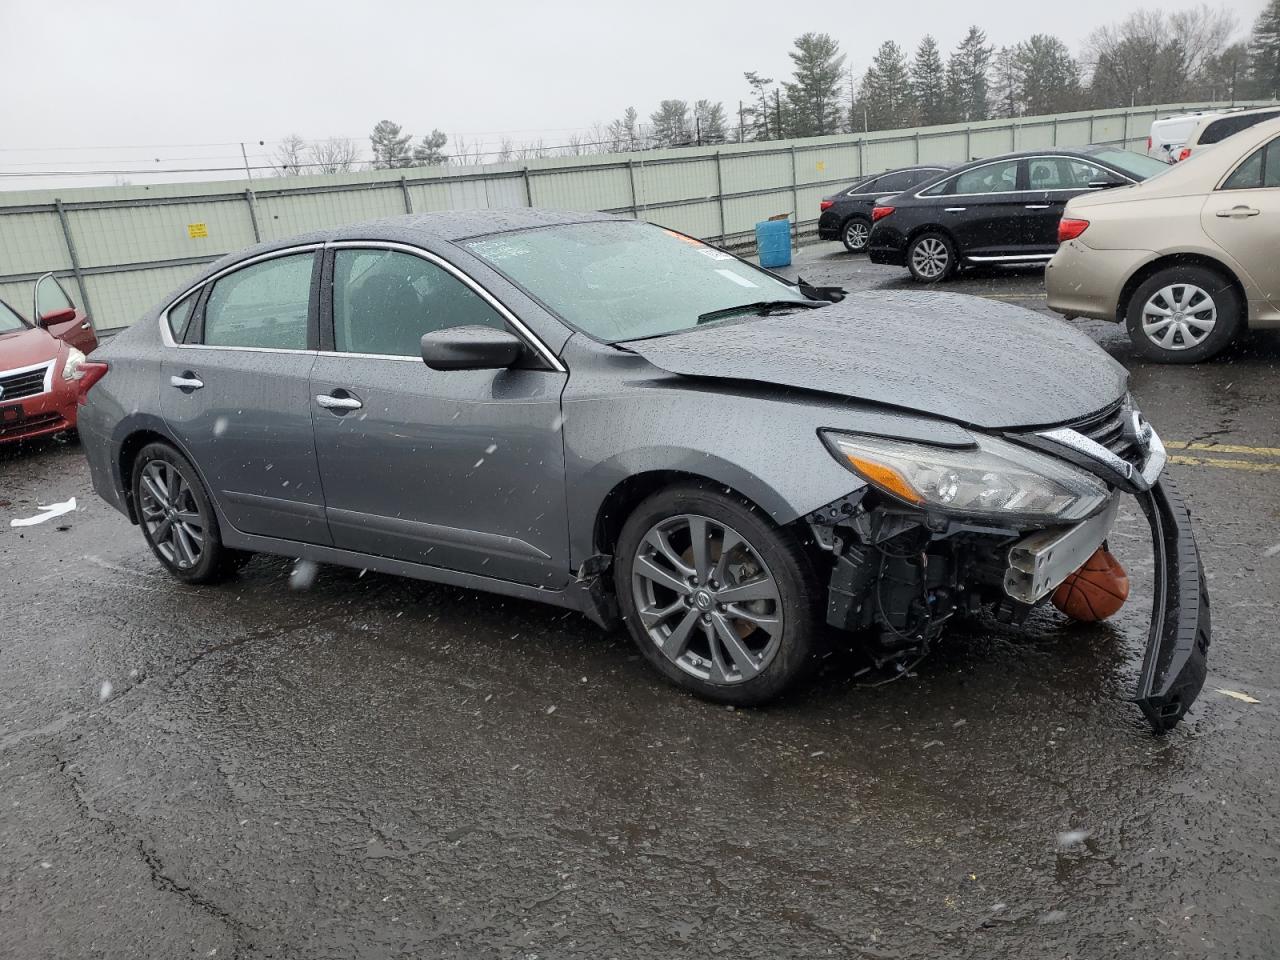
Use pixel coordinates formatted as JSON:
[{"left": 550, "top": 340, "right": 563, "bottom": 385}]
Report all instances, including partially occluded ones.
[
  {"left": 1024, "top": 204, "right": 1051, "bottom": 210},
  {"left": 169, "top": 374, "right": 203, "bottom": 390},
  {"left": 944, "top": 207, "right": 967, "bottom": 212},
  {"left": 1215, "top": 206, "right": 1261, "bottom": 218},
  {"left": 80, "top": 321, "right": 91, "bottom": 330},
  {"left": 315, "top": 393, "right": 362, "bottom": 411}
]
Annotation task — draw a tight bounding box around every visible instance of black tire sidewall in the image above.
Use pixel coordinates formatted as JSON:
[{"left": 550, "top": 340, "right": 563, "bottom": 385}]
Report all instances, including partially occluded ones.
[
  {"left": 131, "top": 442, "right": 231, "bottom": 584},
  {"left": 842, "top": 217, "right": 870, "bottom": 253},
  {"left": 1125, "top": 266, "right": 1242, "bottom": 363},
  {"left": 907, "top": 231, "right": 955, "bottom": 283},
  {"left": 613, "top": 484, "right": 822, "bottom": 706}
]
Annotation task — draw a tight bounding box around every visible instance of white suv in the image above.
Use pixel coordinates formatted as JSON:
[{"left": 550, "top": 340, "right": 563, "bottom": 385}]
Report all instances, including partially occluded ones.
[{"left": 1148, "top": 111, "right": 1222, "bottom": 163}]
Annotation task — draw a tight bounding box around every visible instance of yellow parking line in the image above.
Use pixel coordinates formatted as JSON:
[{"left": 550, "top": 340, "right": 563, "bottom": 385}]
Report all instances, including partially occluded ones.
[
  {"left": 1168, "top": 455, "right": 1280, "bottom": 473},
  {"left": 1165, "top": 441, "right": 1280, "bottom": 458}
]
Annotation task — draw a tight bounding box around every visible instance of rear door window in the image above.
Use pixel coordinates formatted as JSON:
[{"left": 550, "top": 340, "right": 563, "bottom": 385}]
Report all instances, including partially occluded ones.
[
  {"left": 1202, "top": 111, "right": 1280, "bottom": 146},
  {"left": 953, "top": 159, "right": 1020, "bottom": 195},
  {"left": 1026, "top": 157, "right": 1113, "bottom": 190},
  {"left": 201, "top": 253, "right": 314, "bottom": 350},
  {"left": 1222, "top": 139, "right": 1280, "bottom": 190}
]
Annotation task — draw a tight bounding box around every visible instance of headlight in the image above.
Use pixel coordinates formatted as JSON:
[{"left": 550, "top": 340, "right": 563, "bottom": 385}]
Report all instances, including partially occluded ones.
[
  {"left": 822, "top": 431, "right": 1109, "bottom": 523},
  {"left": 62, "top": 346, "right": 87, "bottom": 381}
]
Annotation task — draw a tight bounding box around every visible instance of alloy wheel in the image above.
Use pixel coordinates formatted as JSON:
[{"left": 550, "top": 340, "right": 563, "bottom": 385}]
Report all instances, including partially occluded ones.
[
  {"left": 844, "top": 220, "right": 870, "bottom": 251},
  {"left": 1141, "top": 284, "right": 1217, "bottom": 351},
  {"left": 910, "top": 237, "right": 949, "bottom": 279},
  {"left": 138, "top": 459, "right": 205, "bottom": 570},
  {"left": 630, "top": 514, "right": 784, "bottom": 684}
]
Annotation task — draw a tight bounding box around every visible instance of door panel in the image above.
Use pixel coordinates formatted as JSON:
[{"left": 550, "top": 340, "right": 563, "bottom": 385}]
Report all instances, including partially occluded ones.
[
  {"left": 159, "top": 249, "right": 330, "bottom": 543},
  {"left": 945, "top": 159, "right": 1026, "bottom": 257},
  {"left": 33, "top": 274, "right": 96, "bottom": 353},
  {"left": 310, "top": 357, "right": 570, "bottom": 587},
  {"left": 1203, "top": 141, "right": 1280, "bottom": 306}
]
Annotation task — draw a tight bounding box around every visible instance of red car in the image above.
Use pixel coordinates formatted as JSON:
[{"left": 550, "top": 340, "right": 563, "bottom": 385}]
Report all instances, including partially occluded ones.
[{"left": 0, "top": 273, "right": 102, "bottom": 444}]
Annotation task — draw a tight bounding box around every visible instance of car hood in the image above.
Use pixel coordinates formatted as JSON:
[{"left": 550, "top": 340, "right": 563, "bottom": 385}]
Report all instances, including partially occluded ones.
[
  {"left": 0, "top": 326, "right": 59, "bottom": 371},
  {"left": 621, "top": 291, "right": 1128, "bottom": 430}
]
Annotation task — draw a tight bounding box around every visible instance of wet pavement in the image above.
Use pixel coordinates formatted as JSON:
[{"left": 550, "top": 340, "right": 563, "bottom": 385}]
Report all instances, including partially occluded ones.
[{"left": 2, "top": 246, "right": 1278, "bottom": 959}]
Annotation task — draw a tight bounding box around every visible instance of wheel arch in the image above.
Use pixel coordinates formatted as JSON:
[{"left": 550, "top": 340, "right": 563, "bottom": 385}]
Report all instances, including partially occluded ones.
[{"left": 1117, "top": 253, "right": 1248, "bottom": 327}]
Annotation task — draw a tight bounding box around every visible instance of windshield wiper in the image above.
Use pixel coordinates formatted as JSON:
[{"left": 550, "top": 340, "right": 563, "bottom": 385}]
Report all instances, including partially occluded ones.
[{"left": 696, "top": 300, "right": 822, "bottom": 324}]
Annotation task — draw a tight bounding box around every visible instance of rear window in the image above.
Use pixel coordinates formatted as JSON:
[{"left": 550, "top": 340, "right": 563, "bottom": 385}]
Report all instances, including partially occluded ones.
[
  {"left": 1087, "top": 149, "right": 1170, "bottom": 180},
  {"left": 1201, "top": 111, "right": 1280, "bottom": 146}
]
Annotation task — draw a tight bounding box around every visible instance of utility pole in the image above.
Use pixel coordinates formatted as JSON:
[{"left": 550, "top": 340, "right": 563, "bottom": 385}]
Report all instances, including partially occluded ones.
[
  {"left": 738, "top": 101, "right": 745, "bottom": 143},
  {"left": 774, "top": 89, "right": 783, "bottom": 139},
  {"left": 240, "top": 142, "right": 253, "bottom": 181}
]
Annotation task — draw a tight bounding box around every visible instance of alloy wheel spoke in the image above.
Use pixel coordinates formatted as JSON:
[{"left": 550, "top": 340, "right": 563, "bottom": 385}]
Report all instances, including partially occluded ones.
[
  {"left": 660, "top": 607, "right": 702, "bottom": 663},
  {"left": 711, "top": 530, "right": 744, "bottom": 585},
  {"left": 634, "top": 555, "right": 690, "bottom": 596},
  {"left": 644, "top": 529, "right": 694, "bottom": 578},
  {"left": 172, "top": 522, "right": 197, "bottom": 566},
  {"left": 725, "top": 604, "right": 782, "bottom": 637},
  {"left": 712, "top": 615, "right": 761, "bottom": 680},
  {"left": 141, "top": 473, "right": 168, "bottom": 508},
  {"left": 687, "top": 516, "right": 711, "bottom": 584},
  {"left": 716, "top": 576, "right": 779, "bottom": 605},
  {"left": 179, "top": 521, "right": 204, "bottom": 545},
  {"left": 640, "top": 598, "right": 686, "bottom": 630},
  {"left": 175, "top": 510, "right": 202, "bottom": 526}
]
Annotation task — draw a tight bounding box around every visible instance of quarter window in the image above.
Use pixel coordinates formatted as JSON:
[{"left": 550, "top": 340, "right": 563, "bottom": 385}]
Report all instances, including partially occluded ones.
[
  {"left": 954, "top": 159, "right": 1020, "bottom": 195},
  {"left": 166, "top": 293, "right": 197, "bottom": 342},
  {"left": 202, "top": 253, "right": 314, "bottom": 350},
  {"left": 332, "top": 249, "right": 507, "bottom": 357},
  {"left": 1222, "top": 141, "right": 1280, "bottom": 190}
]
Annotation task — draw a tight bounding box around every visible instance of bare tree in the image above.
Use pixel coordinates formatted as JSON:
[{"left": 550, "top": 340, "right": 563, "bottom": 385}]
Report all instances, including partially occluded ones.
[
  {"left": 494, "top": 138, "right": 515, "bottom": 163},
  {"left": 273, "top": 133, "right": 309, "bottom": 176},
  {"left": 309, "top": 137, "right": 360, "bottom": 174}
]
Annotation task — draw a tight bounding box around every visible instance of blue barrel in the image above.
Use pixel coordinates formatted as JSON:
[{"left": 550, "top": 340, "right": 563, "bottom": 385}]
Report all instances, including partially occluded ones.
[{"left": 755, "top": 218, "right": 792, "bottom": 268}]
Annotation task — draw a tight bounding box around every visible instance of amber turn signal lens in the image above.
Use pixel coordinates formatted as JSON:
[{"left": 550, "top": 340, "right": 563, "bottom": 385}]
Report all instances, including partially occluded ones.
[{"left": 843, "top": 455, "right": 925, "bottom": 506}]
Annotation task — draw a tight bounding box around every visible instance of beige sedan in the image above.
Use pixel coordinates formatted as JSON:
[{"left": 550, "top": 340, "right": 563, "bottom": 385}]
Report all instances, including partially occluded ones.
[{"left": 1047, "top": 116, "right": 1280, "bottom": 362}]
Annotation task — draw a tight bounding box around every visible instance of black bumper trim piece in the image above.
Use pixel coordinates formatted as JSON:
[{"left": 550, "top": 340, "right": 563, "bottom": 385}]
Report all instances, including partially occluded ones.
[{"left": 1133, "top": 477, "right": 1210, "bottom": 733}]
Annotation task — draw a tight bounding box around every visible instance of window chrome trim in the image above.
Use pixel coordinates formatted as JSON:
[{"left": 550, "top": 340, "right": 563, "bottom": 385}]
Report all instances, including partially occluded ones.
[
  {"left": 158, "top": 243, "right": 324, "bottom": 351},
  {"left": 0, "top": 358, "right": 56, "bottom": 398},
  {"left": 324, "top": 239, "right": 567, "bottom": 373},
  {"left": 964, "top": 253, "right": 1055, "bottom": 262},
  {"left": 914, "top": 154, "right": 1137, "bottom": 200}
]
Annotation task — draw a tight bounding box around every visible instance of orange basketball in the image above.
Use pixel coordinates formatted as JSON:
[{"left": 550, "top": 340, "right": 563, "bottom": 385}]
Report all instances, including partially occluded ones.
[{"left": 1051, "top": 546, "right": 1129, "bottom": 622}]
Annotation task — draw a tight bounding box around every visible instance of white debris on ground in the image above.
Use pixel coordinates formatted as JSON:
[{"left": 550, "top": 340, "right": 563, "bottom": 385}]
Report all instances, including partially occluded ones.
[
  {"left": 1057, "top": 829, "right": 1091, "bottom": 849},
  {"left": 98, "top": 680, "right": 113, "bottom": 702},
  {"left": 1217, "top": 689, "right": 1260, "bottom": 704},
  {"left": 10, "top": 498, "right": 77, "bottom": 528},
  {"left": 289, "top": 559, "right": 320, "bottom": 591},
  {"left": 1264, "top": 543, "right": 1280, "bottom": 558}
]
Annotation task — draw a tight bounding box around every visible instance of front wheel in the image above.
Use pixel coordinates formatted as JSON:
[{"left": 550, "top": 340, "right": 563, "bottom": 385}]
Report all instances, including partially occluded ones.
[
  {"left": 906, "top": 232, "right": 956, "bottom": 282},
  {"left": 614, "top": 484, "right": 822, "bottom": 706},
  {"left": 1124, "top": 266, "right": 1242, "bottom": 363},
  {"left": 131, "top": 442, "right": 248, "bottom": 584},
  {"left": 841, "top": 217, "right": 871, "bottom": 254}
]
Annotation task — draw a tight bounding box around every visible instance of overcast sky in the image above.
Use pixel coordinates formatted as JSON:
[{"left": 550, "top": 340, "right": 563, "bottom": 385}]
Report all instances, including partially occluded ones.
[{"left": 0, "top": 0, "right": 1265, "bottom": 190}]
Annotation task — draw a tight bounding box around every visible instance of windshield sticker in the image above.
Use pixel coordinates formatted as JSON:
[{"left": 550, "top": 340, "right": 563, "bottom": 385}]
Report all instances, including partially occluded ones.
[
  {"left": 716, "top": 269, "right": 758, "bottom": 289},
  {"left": 470, "top": 238, "right": 531, "bottom": 261},
  {"left": 698, "top": 248, "right": 734, "bottom": 261}
]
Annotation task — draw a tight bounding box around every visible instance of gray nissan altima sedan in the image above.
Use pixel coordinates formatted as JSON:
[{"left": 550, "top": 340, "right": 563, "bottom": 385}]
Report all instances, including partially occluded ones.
[{"left": 77, "top": 209, "right": 1209, "bottom": 731}]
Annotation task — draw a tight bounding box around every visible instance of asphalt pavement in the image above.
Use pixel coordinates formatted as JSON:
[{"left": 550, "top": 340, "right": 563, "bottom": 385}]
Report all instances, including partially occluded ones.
[{"left": 2, "top": 244, "right": 1278, "bottom": 959}]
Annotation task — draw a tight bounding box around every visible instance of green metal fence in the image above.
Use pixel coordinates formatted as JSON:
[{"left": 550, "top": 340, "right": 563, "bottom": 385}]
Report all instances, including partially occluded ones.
[{"left": 0, "top": 102, "right": 1264, "bottom": 332}]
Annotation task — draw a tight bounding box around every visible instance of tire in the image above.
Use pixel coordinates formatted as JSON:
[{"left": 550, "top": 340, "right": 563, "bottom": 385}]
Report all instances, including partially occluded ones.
[
  {"left": 841, "top": 217, "right": 871, "bottom": 254},
  {"left": 131, "top": 442, "right": 248, "bottom": 584},
  {"left": 906, "top": 231, "right": 957, "bottom": 283},
  {"left": 613, "top": 483, "right": 823, "bottom": 706},
  {"left": 1124, "top": 266, "right": 1242, "bottom": 363}
]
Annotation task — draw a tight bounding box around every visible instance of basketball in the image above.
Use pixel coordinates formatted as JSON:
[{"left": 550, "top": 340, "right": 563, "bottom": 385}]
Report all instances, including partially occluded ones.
[{"left": 1051, "top": 546, "right": 1129, "bottom": 622}]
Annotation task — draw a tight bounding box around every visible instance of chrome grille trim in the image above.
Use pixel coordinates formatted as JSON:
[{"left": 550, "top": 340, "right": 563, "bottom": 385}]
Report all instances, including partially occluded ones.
[{"left": 0, "top": 360, "right": 55, "bottom": 401}]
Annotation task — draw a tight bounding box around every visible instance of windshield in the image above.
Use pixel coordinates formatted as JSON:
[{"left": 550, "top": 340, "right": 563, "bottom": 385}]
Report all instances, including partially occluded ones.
[
  {"left": 465, "top": 220, "right": 810, "bottom": 343},
  {"left": 0, "top": 299, "right": 30, "bottom": 334},
  {"left": 1091, "top": 148, "right": 1172, "bottom": 180}
]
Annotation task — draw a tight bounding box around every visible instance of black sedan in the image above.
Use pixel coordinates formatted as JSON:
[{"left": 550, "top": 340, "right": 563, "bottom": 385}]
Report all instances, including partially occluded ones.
[
  {"left": 817, "top": 164, "right": 950, "bottom": 252},
  {"left": 867, "top": 146, "right": 1170, "bottom": 282}
]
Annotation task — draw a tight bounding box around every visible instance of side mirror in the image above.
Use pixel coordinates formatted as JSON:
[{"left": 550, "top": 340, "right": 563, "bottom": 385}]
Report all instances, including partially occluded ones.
[
  {"left": 39, "top": 307, "right": 77, "bottom": 327},
  {"left": 421, "top": 325, "right": 524, "bottom": 371}
]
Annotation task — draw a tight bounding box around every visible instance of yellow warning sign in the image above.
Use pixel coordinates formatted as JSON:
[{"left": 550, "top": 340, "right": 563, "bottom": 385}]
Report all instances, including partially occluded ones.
[
  {"left": 187, "top": 222, "right": 208, "bottom": 239},
  {"left": 815, "top": 161, "right": 826, "bottom": 172}
]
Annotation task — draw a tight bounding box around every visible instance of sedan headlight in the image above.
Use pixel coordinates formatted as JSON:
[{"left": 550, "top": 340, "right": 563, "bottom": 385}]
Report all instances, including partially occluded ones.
[
  {"left": 822, "top": 431, "right": 1109, "bottom": 523},
  {"left": 62, "top": 346, "right": 87, "bottom": 381}
]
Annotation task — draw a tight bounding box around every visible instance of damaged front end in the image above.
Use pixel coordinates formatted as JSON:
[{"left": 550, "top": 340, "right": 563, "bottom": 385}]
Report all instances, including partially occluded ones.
[{"left": 812, "top": 400, "right": 1209, "bottom": 733}]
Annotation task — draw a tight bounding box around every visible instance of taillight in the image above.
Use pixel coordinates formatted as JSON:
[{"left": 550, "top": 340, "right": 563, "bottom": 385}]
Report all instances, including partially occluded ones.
[
  {"left": 871, "top": 205, "right": 895, "bottom": 222},
  {"left": 1058, "top": 218, "right": 1090, "bottom": 243},
  {"left": 76, "top": 361, "right": 109, "bottom": 405},
  {"left": 819, "top": 200, "right": 834, "bottom": 211},
  {"left": 1146, "top": 136, "right": 1152, "bottom": 152},
  {"left": 1177, "top": 147, "right": 1192, "bottom": 162}
]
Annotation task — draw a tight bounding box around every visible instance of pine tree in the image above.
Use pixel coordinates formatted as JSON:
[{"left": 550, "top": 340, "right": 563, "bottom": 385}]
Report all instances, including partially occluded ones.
[
  {"left": 946, "top": 27, "right": 994, "bottom": 122},
  {"left": 990, "top": 47, "right": 1021, "bottom": 118},
  {"left": 693, "top": 100, "right": 728, "bottom": 144},
  {"left": 783, "top": 33, "right": 846, "bottom": 137},
  {"left": 649, "top": 100, "right": 692, "bottom": 147},
  {"left": 743, "top": 72, "right": 776, "bottom": 140},
  {"left": 857, "top": 41, "right": 915, "bottom": 130},
  {"left": 1251, "top": 0, "right": 1280, "bottom": 99},
  {"left": 411, "top": 130, "right": 448, "bottom": 165},
  {"left": 607, "top": 107, "right": 642, "bottom": 152},
  {"left": 1015, "top": 35, "right": 1081, "bottom": 115},
  {"left": 911, "top": 36, "right": 948, "bottom": 125},
  {"left": 370, "top": 120, "right": 413, "bottom": 169}
]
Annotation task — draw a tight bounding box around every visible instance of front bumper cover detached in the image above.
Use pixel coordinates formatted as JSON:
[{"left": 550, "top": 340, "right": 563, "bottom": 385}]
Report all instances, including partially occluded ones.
[{"left": 1023, "top": 421, "right": 1209, "bottom": 733}]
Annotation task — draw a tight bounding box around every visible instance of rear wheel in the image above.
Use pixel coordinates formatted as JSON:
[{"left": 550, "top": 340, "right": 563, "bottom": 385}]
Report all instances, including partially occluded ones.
[
  {"left": 1124, "top": 266, "right": 1242, "bottom": 363},
  {"left": 614, "top": 484, "right": 822, "bottom": 706},
  {"left": 906, "top": 232, "right": 956, "bottom": 282},
  {"left": 841, "top": 217, "right": 871, "bottom": 253},
  {"left": 131, "top": 442, "right": 248, "bottom": 584}
]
